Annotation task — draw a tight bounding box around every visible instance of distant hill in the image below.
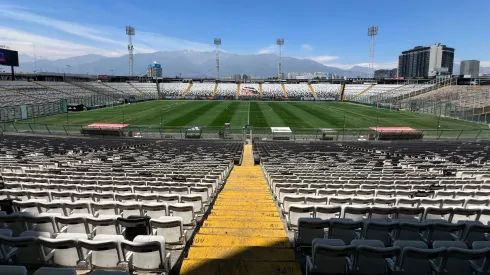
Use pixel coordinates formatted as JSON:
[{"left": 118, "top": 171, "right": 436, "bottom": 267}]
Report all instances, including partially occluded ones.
[{"left": 18, "top": 50, "right": 370, "bottom": 78}]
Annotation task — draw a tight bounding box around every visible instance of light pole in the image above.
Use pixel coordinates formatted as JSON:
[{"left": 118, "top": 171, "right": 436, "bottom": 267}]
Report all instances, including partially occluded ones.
[
  {"left": 368, "top": 26, "right": 378, "bottom": 78},
  {"left": 276, "top": 38, "right": 284, "bottom": 80},
  {"left": 66, "top": 65, "right": 71, "bottom": 74},
  {"left": 214, "top": 38, "right": 221, "bottom": 81}
]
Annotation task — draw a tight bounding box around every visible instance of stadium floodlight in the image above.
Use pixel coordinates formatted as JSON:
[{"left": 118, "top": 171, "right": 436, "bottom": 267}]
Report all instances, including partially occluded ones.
[
  {"left": 368, "top": 26, "right": 378, "bottom": 78},
  {"left": 214, "top": 38, "right": 221, "bottom": 81},
  {"left": 126, "top": 26, "right": 135, "bottom": 76},
  {"left": 276, "top": 38, "right": 284, "bottom": 80}
]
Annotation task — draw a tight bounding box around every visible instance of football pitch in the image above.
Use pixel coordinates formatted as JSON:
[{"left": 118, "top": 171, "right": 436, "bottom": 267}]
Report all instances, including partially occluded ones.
[{"left": 16, "top": 100, "right": 486, "bottom": 131}]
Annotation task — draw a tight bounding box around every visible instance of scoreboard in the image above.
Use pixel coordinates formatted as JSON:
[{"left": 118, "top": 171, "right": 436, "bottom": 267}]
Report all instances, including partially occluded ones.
[{"left": 0, "top": 48, "right": 19, "bottom": 67}]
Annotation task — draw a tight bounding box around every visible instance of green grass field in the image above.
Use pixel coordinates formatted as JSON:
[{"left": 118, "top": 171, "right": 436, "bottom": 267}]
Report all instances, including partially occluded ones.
[{"left": 14, "top": 101, "right": 487, "bottom": 133}]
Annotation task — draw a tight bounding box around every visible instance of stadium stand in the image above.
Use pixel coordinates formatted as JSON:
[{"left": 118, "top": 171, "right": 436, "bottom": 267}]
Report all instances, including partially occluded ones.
[
  {"left": 159, "top": 82, "right": 189, "bottom": 96},
  {"left": 216, "top": 83, "right": 238, "bottom": 97},
  {"left": 186, "top": 83, "right": 215, "bottom": 97},
  {"left": 310, "top": 83, "right": 341, "bottom": 99},
  {"left": 284, "top": 84, "right": 313, "bottom": 98},
  {"left": 104, "top": 83, "right": 148, "bottom": 97},
  {"left": 253, "top": 140, "right": 490, "bottom": 274},
  {"left": 343, "top": 84, "right": 372, "bottom": 100},
  {"left": 0, "top": 135, "right": 243, "bottom": 274},
  {"left": 238, "top": 83, "right": 260, "bottom": 98},
  {"left": 216, "top": 83, "right": 237, "bottom": 97},
  {"left": 355, "top": 84, "right": 403, "bottom": 101},
  {"left": 1, "top": 131, "right": 490, "bottom": 274},
  {"left": 133, "top": 83, "right": 158, "bottom": 97},
  {"left": 261, "top": 83, "right": 284, "bottom": 98},
  {"left": 0, "top": 81, "right": 89, "bottom": 107}
]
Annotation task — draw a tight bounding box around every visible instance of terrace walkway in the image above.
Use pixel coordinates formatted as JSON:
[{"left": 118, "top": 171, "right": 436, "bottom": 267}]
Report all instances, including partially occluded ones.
[{"left": 180, "top": 144, "right": 300, "bottom": 275}]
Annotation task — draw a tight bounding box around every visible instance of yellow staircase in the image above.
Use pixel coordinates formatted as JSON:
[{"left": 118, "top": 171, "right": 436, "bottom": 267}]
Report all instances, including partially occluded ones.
[
  {"left": 236, "top": 83, "right": 241, "bottom": 97},
  {"left": 351, "top": 84, "right": 375, "bottom": 100},
  {"left": 307, "top": 83, "right": 318, "bottom": 99},
  {"left": 181, "top": 145, "right": 301, "bottom": 275},
  {"left": 281, "top": 83, "right": 288, "bottom": 98},
  {"left": 183, "top": 83, "right": 193, "bottom": 96},
  {"left": 259, "top": 83, "right": 263, "bottom": 97},
  {"left": 213, "top": 82, "right": 219, "bottom": 97}
]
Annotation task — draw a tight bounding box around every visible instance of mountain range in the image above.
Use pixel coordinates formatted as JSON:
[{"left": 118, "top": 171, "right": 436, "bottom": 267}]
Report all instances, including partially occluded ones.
[
  {"left": 15, "top": 51, "right": 371, "bottom": 78},
  {"left": 12, "top": 51, "right": 490, "bottom": 78}
]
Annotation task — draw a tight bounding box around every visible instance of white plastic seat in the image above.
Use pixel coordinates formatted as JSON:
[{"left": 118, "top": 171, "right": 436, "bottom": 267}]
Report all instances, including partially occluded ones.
[
  {"left": 189, "top": 187, "right": 209, "bottom": 203},
  {"left": 151, "top": 216, "right": 185, "bottom": 245},
  {"left": 117, "top": 203, "right": 142, "bottom": 218},
  {"left": 55, "top": 215, "right": 89, "bottom": 234},
  {"left": 159, "top": 194, "right": 180, "bottom": 206},
  {"left": 86, "top": 216, "right": 119, "bottom": 236},
  {"left": 39, "top": 233, "right": 87, "bottom": 267},
  {"left": 287, "top": 205, "right": 314, "bottom": 229},
  {"left": 315, "top": 206, "right": 341, "bottom": 220},
  {"left": 79, "top": 234, "right": 124, "bottom": 269},
  {"left": 122, "top": 235, "right": 170, "bottom": 272},
  {"left": 180, "top": 195, "right": 203, "bottom": 213},
  {"left": 282, "top": 195, "right": 305, "bottom": 213},
  {"left": 92, "top": 202, "right": 118, "bottom": 218},
  {"left": 142, "top": 203, "right": 167, "bottom": 219},
  {"left": 168, "top": 203, "right": 195, "bottom": 226}
]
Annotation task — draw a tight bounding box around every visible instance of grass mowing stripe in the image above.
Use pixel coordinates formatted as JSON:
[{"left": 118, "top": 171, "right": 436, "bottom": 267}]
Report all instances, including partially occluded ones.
[
  {"left": 268, "top": 102, "right": 314, "bottom": 129},
  {"left": 165, "top": 101, "right": 220, "bottom": 126},
  {"left": 290, "top": 102, "right": 345, "bottom": 127},
  {"left": 209, "top": 102, "right": 240, "bottom": 126},
  {"left": 249, "top": 102, "right": 269, "bottom": 128}
]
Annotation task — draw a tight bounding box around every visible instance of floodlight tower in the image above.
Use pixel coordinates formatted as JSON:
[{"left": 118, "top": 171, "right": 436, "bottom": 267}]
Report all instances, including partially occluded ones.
[
  {"left": 214, "top": 38, "right": 221, "bottom": 80},
  {"left": 126, "top": 26, "right": 135, "bottom": 76},
  {"left": 277, "top": 38, "right": 284, "bottom": 79},
  {"left": 368, "top": 26, "right": 378, "bottom": 78}
]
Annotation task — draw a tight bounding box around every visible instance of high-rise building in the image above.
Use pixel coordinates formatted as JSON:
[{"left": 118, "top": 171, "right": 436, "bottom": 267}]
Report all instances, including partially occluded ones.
[
  {"left": 374, "top": 68, "right": 398, "bottom": 78},
  {"left": 398, "top": 44, "right": 455, "bottom": 78},
  {"left": 460, "top": 60, "right": 480, "bottom": 78}
]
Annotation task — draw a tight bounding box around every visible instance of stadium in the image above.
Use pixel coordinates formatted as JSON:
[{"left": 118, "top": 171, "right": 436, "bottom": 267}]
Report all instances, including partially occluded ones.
[{"left": 1, "top": 14, "right": 490, "bottom": 275}]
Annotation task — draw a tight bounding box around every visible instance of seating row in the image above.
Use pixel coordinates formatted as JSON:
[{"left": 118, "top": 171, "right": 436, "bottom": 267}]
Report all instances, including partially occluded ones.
[
  {"left": 0, "top": 231, "right": 169, "bottom": 274},
  {"left": 306, "top": 238, "right": 489, "bottom": 275},
  {"left": 285, "top": 205, "right": 490, "bottom": 228}
]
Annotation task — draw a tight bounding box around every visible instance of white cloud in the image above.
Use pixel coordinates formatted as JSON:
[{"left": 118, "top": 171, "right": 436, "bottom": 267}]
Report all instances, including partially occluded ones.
[
  {"left": 0, "top": 27, "right": 125, "bottom": 60},
  {"left": 257, "top": 45, "right": 277, "bottom": 54},
  {"left": 301, "top": 44, "right": 313, "bottom": 51},
  {"left": 307, "top": 55, "right": 340, "bottom": 63},
  {"left": 0, "top": 5, "right": 215, "bottom": 59},
  {"left": 0, "top": 6, "right": 125, "bottom": 46}
]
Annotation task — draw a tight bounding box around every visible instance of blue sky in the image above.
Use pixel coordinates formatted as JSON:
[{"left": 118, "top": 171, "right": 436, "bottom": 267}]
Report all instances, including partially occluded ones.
[{"left": 0, "top": 0, "right": 489, "bottom": 69}]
